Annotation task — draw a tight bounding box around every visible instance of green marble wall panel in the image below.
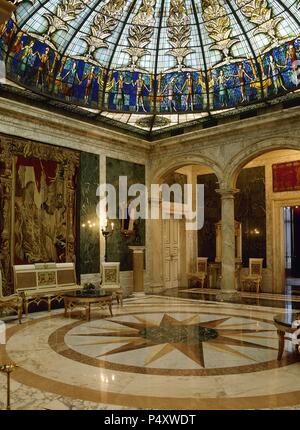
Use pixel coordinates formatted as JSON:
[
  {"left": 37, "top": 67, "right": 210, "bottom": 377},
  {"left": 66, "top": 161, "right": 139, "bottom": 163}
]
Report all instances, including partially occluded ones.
[
  {"left": 79, "top": 152, "right": 100, "bottom": 274},
  {"left": 106, "top": 157, "right": 146, "bottom": 271},
  {"left": 197, "top": 174, "right": 221, "bottom": 262},
  {"left": 235, "top": 166, "right": 266, "bottom": 268}
]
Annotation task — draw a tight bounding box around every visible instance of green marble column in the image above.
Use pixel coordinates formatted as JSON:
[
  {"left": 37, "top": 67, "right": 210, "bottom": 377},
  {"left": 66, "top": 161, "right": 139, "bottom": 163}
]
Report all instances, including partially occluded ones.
[{"left": 79, "top": 152, "right": 100, "bottom": 274}]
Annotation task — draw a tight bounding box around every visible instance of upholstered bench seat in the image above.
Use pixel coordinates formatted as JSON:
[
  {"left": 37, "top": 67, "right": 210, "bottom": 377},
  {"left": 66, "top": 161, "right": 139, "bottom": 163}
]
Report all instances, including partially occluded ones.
[{"left": 14, "top": 262, "right": 81, "bottom": 314}]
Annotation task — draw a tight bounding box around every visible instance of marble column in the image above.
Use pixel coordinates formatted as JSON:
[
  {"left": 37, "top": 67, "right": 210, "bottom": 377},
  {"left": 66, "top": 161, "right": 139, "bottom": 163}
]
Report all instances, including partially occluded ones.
[
  {"left": 216, "top": 188, "right": 239, "bottom": 300},
  {"left": 99, "top": 154, "right": 106, "bottom": 265},
  {"left": 148, "top": 197, "right": 164, "bottom": 293},
  {"left": 129, "top": 246, "right": 145, "bottom": 292}
]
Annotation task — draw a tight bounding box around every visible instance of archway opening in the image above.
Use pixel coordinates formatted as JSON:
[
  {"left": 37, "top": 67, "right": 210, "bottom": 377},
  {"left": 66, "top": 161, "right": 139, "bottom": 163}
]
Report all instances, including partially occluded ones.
[
  {"left": 150, "top": 163, "right": 220, "bottom": 296},
  {"left": 232, "top": 148, "right": 300, "bottom": 297}
]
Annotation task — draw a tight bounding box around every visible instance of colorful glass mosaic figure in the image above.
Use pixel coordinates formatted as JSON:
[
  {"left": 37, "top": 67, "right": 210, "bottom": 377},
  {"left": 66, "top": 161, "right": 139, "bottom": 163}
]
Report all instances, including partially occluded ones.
[
  {"left": 62, "top": 61, "right": 79, "bottom": 102},
  {"left": 133, "top": 74, "right": 150, "bottom": 112},
  {"left": 163, "top": 76, "right": 180, "bottom": 112},
  {"left": 181, "top": 73, "right": 194, "bottom": 111},
  {"left": 286, "top": 43, "right": 297, "bottom": 70},
  {"left": 10, "top": 32, "right": 23, "bottom": 56},
  {"left": 217, "top": 70, "right": 230, "bottom": 108},
  {"left": 116, "top": 74, "right": 126, "bottom": 109},
  {"left": 198, "top": 68, "right": 215, "bottom": 110},
  {"left": 35, "top": 47, "right": 50, "bottom": 91},
  {"left": 232, "top": 63, "right": 252, "bottom": 103},
  {"left": 18, "top": 41, "right": 36, "bottom": 82},
  {"left": 268, "top": 54, "right": 287, "bottom": 94},
  {"left": 99, "top": 69, "right": 115, "bottom": 108},
  {"left": 286, "top": 42, "right": 300, "bottom": 86},
  {"left": 114, "top": 74, "right": 132, "bottom": 110},
  {"left": 80, "top": 66, "right": 98, "bottom": 105},
  {"left": 47, "top": 51, "right": 61, "bottom": 93}
]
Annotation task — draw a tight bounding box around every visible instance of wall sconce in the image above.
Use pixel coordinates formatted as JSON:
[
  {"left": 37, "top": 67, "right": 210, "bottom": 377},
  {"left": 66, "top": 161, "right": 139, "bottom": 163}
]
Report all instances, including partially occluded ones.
[
  {"left": 81, "top": 219, "right": 97, "bottom": 229},
  {"left": 120, "top": 226, "right": 135, "bottom": 238},
  {"left": 0, "top": 0, "right": 16, "bottom": 24},
  {"left": 101, "top": 219, "right": 114, "bottom": 262},
  {"left": 249, "top": 228, "right": 261, "bottom": 236},
  {"left": 120, "top": 201, "right": 135, "bottom": 238}
]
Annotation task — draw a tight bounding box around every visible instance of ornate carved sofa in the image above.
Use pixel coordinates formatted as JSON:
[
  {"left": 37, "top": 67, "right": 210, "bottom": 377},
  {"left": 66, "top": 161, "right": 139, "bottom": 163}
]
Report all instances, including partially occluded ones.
[{"left": 13, "top": 262, "right": 80, "bottom": 314}]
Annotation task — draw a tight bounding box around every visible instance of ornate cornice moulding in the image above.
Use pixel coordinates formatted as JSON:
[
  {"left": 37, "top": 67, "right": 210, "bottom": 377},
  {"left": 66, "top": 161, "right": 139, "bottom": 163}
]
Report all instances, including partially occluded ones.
[
  {"left": 151, "top": 105, "right": 300, "bottom": 148},
  {"left": 0, "top": 97, "right": 151, "bottom": 156}
]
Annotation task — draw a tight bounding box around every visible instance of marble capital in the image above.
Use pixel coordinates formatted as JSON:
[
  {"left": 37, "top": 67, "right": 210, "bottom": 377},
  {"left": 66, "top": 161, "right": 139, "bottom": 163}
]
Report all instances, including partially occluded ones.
[
  {"left": 216, "top": 188, "right": 239, "bottom": 199},
  {"left": 128, "top": 246, "right": 146, "bottom": 254}
]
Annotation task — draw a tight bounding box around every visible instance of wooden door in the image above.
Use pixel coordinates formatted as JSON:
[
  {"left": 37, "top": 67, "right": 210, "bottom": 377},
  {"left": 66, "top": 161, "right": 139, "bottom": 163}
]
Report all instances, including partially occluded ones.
[{"left": 163, "top": 219, "right": 180, "bottom": 289}]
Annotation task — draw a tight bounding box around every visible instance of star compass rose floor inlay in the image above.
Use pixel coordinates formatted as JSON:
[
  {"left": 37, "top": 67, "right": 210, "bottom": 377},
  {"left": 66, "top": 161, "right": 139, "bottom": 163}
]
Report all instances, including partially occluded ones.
[
  {"left": 1, "top": 296, "right": 300, "bottom": 409},
  {"left": 62, "top": 312, "right": 281, "bottom": 375}
]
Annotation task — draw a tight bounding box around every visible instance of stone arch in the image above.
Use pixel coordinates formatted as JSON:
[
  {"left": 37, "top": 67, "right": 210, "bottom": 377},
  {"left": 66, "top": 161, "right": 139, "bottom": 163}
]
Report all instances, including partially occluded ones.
[
  {"left": 150, "top": 154, "right": 223, "bottom": 185},
  {"left": 224, "top": 136, "right": 300, "bottom": 189},
  {"left": 148, "top": 154, "right": 222, "bottom": 293}
]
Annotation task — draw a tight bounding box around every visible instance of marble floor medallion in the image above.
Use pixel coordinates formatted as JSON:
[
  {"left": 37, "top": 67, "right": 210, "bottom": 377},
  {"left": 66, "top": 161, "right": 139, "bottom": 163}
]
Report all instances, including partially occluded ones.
[
  {"left": 59, "top": 311, "right": 286, "bottom": 376},
  {"left": 1, "top": 296, "right": 300, "bottom": 409}
]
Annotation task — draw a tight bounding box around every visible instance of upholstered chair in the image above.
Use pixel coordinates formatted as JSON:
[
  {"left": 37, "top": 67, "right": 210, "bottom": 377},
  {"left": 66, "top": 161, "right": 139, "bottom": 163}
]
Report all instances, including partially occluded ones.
[
  {"left": 187, "top": 257, "right": 208, "bottom": 288},
  {"left": 100, "top": 262, "right": 123, "bottom": 306},
  {"left": 241, "top": 258, "right": 263, "bottom": 293}
]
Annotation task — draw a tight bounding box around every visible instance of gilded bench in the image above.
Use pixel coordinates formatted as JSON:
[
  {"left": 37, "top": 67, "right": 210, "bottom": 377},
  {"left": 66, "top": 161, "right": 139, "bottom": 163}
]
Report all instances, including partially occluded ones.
[{"left": 13, "top": 262, "right": 81, "bottom": 314}]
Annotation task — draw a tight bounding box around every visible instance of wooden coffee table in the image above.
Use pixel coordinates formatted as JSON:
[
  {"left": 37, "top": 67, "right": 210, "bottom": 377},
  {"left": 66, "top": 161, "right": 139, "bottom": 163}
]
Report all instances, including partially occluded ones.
[
  {"left": 273, "top": 312, "right": 300, "bottom": 360},
  {"left": 63, "top": 290, "right": 113, "bottom": 321}
]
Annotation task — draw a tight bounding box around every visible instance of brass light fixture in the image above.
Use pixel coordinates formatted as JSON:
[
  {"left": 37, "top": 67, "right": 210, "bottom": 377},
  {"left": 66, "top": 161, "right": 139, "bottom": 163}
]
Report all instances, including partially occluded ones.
[
  {"left": 101, "top": 218, "right": 114, "bottom": 262},
  {"left": 120, "top": 201, "right": 135, "bottom": 238},
  {"left": 0, "top": 0, "right": 16, "bottom": 24},
  {"left": 0, "top": 362, "right": 17, "bottom": 410}
]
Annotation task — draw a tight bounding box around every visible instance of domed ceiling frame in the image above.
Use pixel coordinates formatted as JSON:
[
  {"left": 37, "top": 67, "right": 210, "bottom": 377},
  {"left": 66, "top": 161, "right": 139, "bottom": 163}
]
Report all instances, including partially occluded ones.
[{"left": 1, "top": 0, "right": 300, "bottom": 130}]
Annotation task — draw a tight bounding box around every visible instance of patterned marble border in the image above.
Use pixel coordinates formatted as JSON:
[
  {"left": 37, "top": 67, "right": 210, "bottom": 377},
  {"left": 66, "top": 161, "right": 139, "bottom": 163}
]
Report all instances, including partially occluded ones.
[
  {"left": 48, "top": 311, "right": 297, "bottom": 377},
  {"left": 1, "top": 304, "right": 300, "bottom": 409}
]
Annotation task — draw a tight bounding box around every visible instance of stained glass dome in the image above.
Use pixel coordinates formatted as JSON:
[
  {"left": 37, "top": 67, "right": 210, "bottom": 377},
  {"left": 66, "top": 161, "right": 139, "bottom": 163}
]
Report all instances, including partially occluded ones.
[{"left": 1, "top": 0, "right": 300, "bottom": 132}]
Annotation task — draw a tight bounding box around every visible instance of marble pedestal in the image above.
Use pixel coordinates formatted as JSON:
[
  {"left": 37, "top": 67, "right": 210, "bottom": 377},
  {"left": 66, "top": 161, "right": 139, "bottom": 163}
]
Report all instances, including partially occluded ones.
[{"left": 129, "top": 246, "right": 145, "bottom": 293}]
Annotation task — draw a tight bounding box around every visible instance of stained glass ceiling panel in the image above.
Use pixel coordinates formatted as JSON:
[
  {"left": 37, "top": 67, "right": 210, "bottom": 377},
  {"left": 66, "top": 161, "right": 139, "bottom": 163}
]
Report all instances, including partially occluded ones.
[{"left": 1, "top": 0, "right": 300, "bottom": 133}]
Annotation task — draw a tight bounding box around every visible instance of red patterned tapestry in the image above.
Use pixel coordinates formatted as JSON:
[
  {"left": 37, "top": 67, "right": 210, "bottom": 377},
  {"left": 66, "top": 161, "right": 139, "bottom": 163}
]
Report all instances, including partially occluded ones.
[
  {"left": 0, "top": 136, "right": 79, "bottom": 295},
  {"left": 273, "top": 161, "right": 300, "bottom": 192},
  {"left": 14, "top": 156, "right": 74, "bottom": 264}
]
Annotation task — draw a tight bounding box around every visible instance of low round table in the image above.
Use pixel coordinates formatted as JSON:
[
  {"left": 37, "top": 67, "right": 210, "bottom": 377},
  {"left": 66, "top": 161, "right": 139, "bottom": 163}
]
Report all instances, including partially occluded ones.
[
  {"left": 63, "top": 290, "right": 113, "bottom": 321},
  {"left": 273, "top": 312, "right": 300, "bottom": 360}
]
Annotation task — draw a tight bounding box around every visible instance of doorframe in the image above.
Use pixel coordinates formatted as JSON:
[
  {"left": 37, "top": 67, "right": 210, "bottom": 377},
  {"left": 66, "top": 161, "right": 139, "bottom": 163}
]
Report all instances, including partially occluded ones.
[{"left": 273, "top": 197, "right": 300, "bottom": 293}]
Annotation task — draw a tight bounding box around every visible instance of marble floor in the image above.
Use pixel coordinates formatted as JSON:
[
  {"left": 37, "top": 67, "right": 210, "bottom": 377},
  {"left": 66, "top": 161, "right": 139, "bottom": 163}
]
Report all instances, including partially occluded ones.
[
  {"left": 0, "top": 294, "right": 300, "bottom": 410},
  {"left": 161, "top": 286, "right": 300, "bottom": 309}
]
